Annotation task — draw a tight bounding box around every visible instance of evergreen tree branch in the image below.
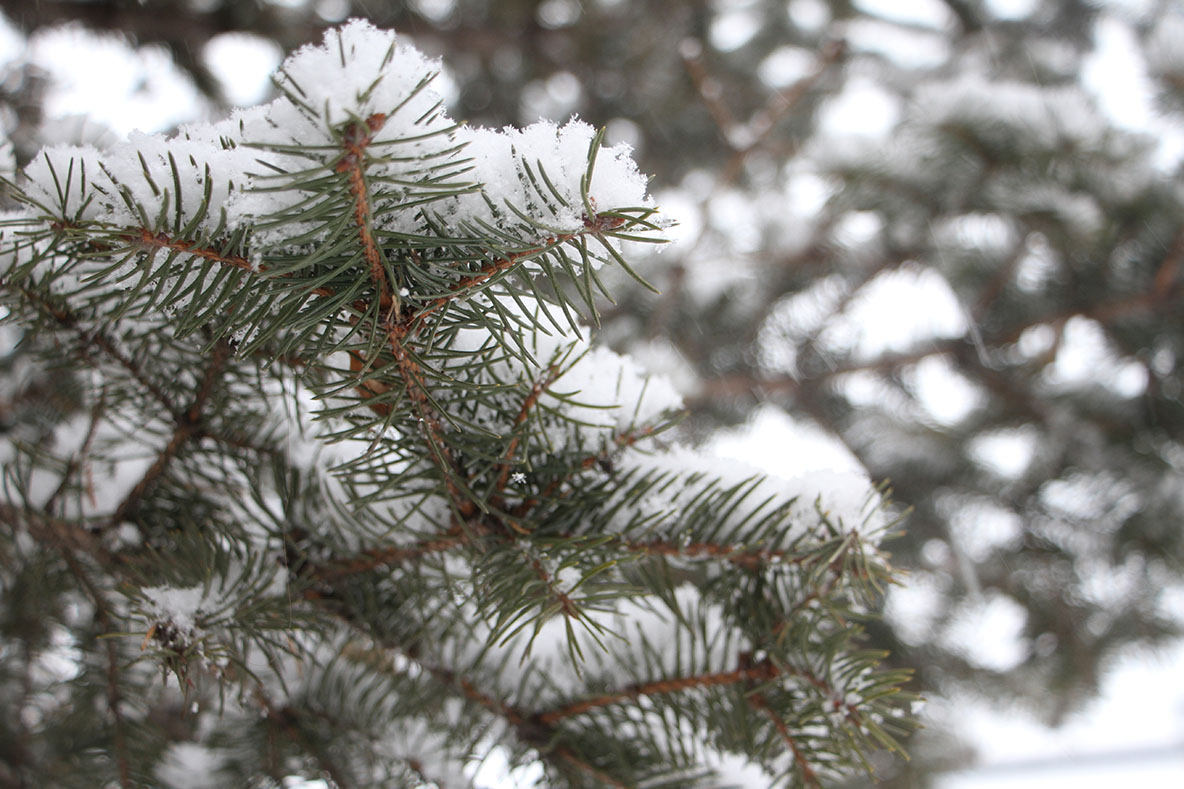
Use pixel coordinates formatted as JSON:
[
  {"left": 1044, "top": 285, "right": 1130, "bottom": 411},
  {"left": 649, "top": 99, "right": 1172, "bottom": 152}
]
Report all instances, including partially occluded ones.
[
  {"left": 255, "top": 690, "right": 355, "bottom": 789},
  {"left": 420, "top": 659, "right": 627, "bottom": 786},
  {"left": 55, "top": 546, "right": 133, "bottom": 788},
  {"left": 536, "top": 660, "right": 781, "bottom": 725},
  {"left": 108, "top": 339, "right": 231, "bottom": 527},
  {"left": 311, "top": 535, "right": 465, "bottom": 583},
  {"left": 302, "top": 498, "right": 847, "bottom": 585},
  {"left": 694, "top": 275, "right": 1184, "bottom": 407},
  {"left": 747, "top": 688, "right": 819, "bottom": 787},
  {"left": 552, "top": 746, "right": 628, "bottom": 788},
  {"left": 0, "top": 20, "right": 918, "bottom": 783},
  {"left": 41, "top": 390, "right": 105, "bottom": 516},
  {"left": 525, "top": 547, "right": 580, "bottom": 618},
  {"left": 1, "top": 503, "right": 123, "bottom": 569},
  {"left": 1151, "top": 227, "right": 1184, "bottom": 302},
  {"left": 9, "top": 282, "right": 181, "bottom": 416},
  {"left": 493, "top": 364, "right": 560, "bottom": 496}
]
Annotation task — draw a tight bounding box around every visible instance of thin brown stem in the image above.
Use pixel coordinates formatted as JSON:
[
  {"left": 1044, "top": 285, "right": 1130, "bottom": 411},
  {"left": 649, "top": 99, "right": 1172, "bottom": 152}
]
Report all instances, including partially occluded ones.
[
  {"left": 254, "top": 692, "right": 354, "bottom": 789},
  {"left": 748, "top": 690, "right": 819, "bottom": 786},
  {"left": 337, "top": 114, "right": 393, "bottom": 311},
  {"left": 718, "top": 39, "right": 845, "bottom": 184},
  {"left": 385, "top": 320, "right": 479, "bottom": 521},
  {"left": 131, "top": 228, "right": 338, "bottom": 301},
  {"left": 312, "top": 536, "right": 465, "bottom": 582}
]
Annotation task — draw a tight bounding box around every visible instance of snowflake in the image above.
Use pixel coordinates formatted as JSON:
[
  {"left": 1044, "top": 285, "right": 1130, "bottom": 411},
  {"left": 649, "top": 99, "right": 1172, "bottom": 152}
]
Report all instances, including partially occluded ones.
[{"left": 510, "top": 472, "right": 526, "bottom": 484}]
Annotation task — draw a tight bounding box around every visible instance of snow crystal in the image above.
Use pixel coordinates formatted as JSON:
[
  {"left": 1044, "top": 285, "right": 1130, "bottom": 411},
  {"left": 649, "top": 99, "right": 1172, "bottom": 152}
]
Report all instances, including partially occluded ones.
[{"left": 141, "top": 584, "right": 208, "bottom": 636}]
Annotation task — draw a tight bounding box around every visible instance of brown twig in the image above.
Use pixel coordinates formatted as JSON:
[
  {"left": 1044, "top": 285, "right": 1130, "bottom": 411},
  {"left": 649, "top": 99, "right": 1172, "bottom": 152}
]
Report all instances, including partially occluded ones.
[
  {"left": 337, "top": 114, "right": 394, "bottom": 311},
  {"left": 748, "top": 689, "right": 819, "bottom": 786},
  {"left": 131, "top": 227, "right": 338, "bottom": 301},
  {"left": 384, "top": 319, "right": 479, "bottom": 521},
  {"left": 312, "top": 535, "right": 465, "bottom": 582}
]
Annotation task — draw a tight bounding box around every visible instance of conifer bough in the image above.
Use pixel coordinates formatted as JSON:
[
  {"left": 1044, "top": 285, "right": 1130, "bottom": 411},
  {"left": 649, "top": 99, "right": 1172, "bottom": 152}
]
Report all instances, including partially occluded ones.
[{"left": 0, "top": 20, "right": 914, "bottom": 788}]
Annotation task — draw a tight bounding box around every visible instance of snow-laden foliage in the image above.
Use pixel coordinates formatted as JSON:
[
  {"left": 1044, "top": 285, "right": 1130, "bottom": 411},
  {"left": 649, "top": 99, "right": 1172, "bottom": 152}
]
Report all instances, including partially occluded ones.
[{"left": 0, "top": 20, "right": 911, "bottom": 788}]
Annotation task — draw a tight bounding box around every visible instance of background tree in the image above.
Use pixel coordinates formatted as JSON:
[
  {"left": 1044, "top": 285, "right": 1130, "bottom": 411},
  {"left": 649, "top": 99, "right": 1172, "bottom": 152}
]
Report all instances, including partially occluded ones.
[{"left": 3, "top": 0, "right": 1184, "bottom": 786}]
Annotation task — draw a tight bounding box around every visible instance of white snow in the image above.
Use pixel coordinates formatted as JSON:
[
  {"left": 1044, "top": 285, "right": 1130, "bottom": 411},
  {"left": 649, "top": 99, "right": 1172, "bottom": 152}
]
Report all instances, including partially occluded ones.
[
  {"left": 25, "top": 26, "right": 202, "bottom": 137},
  {"left": 140, "top": 584, "right": 208, "bottom": 636},
  {"left": 609, "top": 443, "right": 888, "bottom": 541},
  {"left": 942, "top": 592, "right": 1029, "bottom": 672},
  {"left": 203, "top": 33, "right": 283, "bottom": 107},
  {"left": 969, "top": 427, "right": 1038, "bottom": 479},
  {"left": 155, "top": 743, "right": 227, "bottom": 789}
]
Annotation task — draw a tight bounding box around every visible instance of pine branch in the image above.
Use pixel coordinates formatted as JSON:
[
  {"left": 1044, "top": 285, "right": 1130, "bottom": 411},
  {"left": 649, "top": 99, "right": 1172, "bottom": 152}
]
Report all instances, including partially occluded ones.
[
  {"left": 418, "top": 659, "right": 629, "bottom": 786},
  {"left": 57, "top": 549, "right": 133, "bottom": 789},
  {"left": 108, "top": 340, "right": 231, "bottom": 527},
  {"left": 9, "top": 282, "right": 181, "bottom": 416},
  {"left": 384, "top": 319, "right": 481, "bottom": 523},
  {"left": 0, "top": 503, "right": 123, "bottom": 570},
  {"left": 537, "top": 661, "right": 781, "bottom": 725},
  {"left": 41, "top": 390, "right": 105, "bottom": 516},
  {"left": 0, "top": 21, "right": 916, "bottom": 785},
  {"left": 257, "top": 695, "right": 355, "bottom": 789},
  {"left": 748, "top": 688, "right": 819, "bottom": 787}
]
